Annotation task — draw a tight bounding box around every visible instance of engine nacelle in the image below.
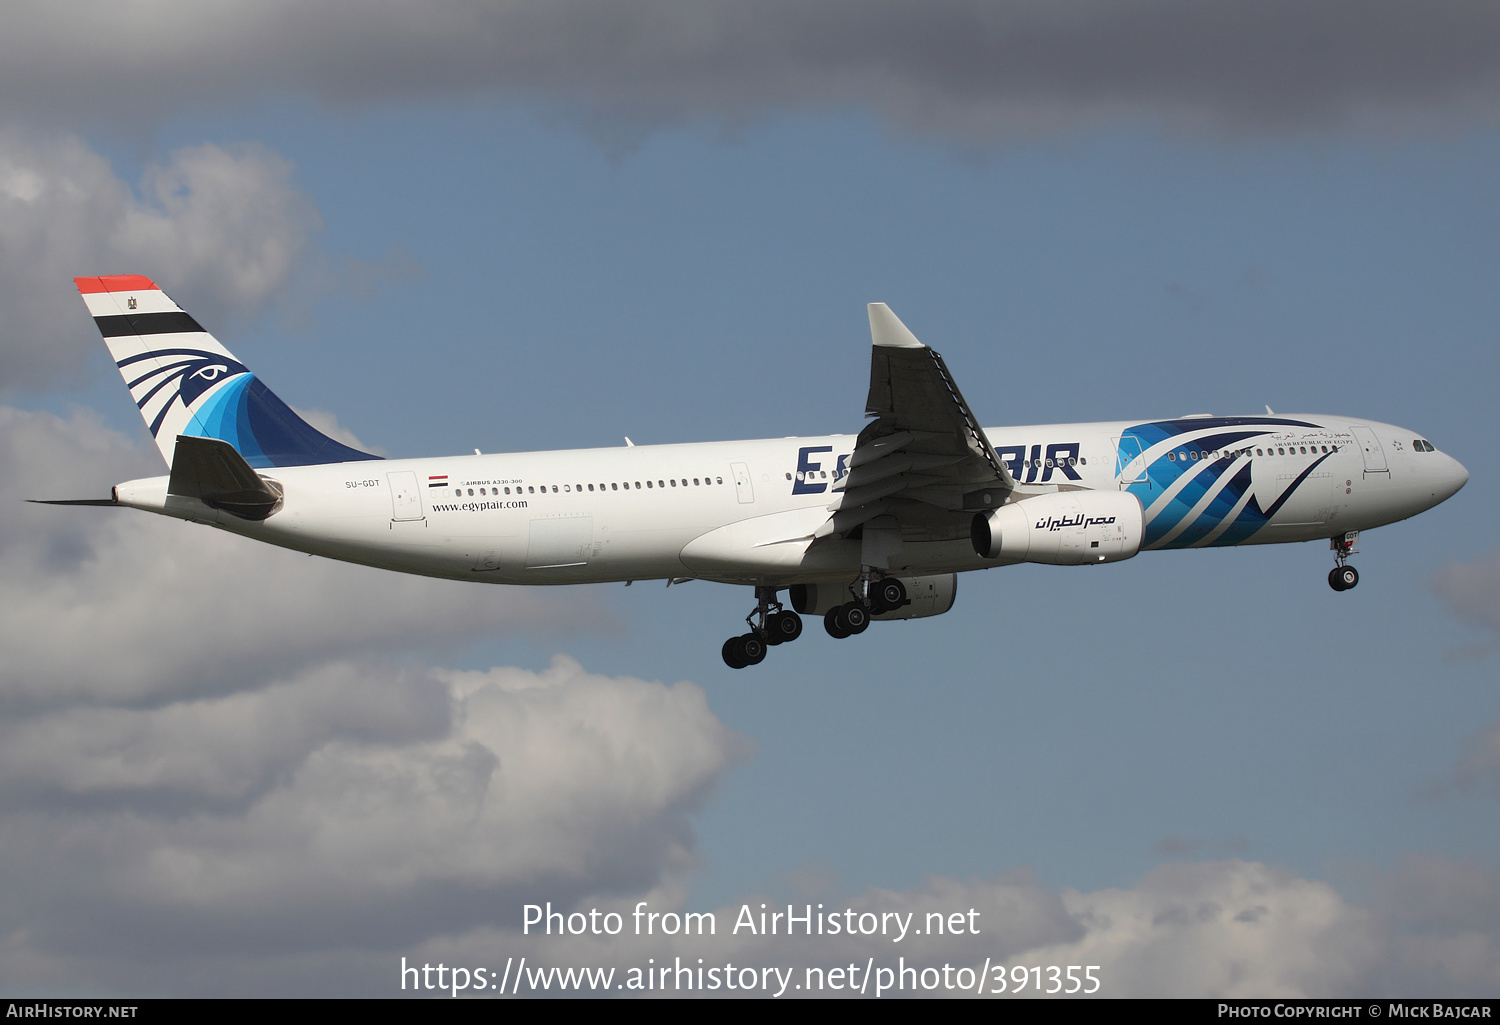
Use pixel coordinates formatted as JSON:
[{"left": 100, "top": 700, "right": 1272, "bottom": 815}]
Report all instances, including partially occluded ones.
[
  {"left": 971, "top": 490, "right": 1143, "bottom": 565},
  {"left": 790, "top": 574, "right": 957, "bottom": 620}
]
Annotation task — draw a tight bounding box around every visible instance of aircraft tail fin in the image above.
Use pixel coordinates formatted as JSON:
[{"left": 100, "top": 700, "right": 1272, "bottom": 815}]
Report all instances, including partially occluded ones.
[{"left": 74, "top": 275, "right": 380, "bottom": 469}]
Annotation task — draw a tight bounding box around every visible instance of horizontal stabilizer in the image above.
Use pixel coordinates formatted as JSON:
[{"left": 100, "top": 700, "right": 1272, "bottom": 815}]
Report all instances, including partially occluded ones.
[
  {"left": 26, "top": 497, "right": 119, "bottom": 506},
  {"left": 168, "top": 435, "right": 283, "bottom": 520}
]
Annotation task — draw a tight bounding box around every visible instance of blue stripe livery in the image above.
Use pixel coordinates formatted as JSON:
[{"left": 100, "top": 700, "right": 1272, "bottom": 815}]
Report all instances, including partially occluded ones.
[
  {"left": 119, "top": 348, "right": 379, "bottom": 468},
  {"left": 1117, "top": 417, "right": 1329, "bottom": 548}
]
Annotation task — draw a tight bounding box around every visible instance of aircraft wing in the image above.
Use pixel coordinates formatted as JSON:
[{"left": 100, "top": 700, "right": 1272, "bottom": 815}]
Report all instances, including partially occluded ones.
[{"left": 815, "top": 304, "right": 1014, "bottom": 542}]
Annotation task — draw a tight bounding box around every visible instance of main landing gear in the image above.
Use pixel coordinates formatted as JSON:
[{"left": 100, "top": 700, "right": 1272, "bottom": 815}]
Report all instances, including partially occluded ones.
[
  {"left": 825, "top": 575, "right": 907, "bottom": 640},
  {"left": 722, "top": 587, "right": 804, "bottom": 669},
  {"left": 1328, "top": 531, "right": 1360, "bottom": 592},
  {"left": 721, "top": 575, "right": 912, "bottom": 667}
]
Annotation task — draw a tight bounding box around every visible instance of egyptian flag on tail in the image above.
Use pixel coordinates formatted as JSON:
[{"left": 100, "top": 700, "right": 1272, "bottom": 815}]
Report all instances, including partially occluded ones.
[{"left": 75, "top": 275, "right": 380, "bottom": 470}]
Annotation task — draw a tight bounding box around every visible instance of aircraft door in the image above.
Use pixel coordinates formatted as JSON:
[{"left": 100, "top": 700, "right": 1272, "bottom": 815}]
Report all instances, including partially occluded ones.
[
  {"left": 1114, "top": 436, "right": 1148, "bottom": 490},
  {"left": 1350, "top": 426, "right": 1388, "bottom": 474},
  {"left": 526, "top": 516, "right": 592, "bottom": 568},
  {"left": 731, "top": 462, "right": 754, "bottom": 504},
  {"left": 388, "top": 471, "right": 424, "bottom": 521}
]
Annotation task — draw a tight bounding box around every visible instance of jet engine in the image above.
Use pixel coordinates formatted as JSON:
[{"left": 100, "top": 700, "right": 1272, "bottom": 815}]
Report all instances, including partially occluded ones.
[
  {"left": 790, "top": 574, "right": 957, "bottom": 621},
  {"left": 971, "top": 491, "right": 1143, "bottom": 565}
]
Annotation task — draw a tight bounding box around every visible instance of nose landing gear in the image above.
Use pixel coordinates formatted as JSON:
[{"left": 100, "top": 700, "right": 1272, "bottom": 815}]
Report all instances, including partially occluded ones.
[
  {"left": 1329, "top": 532, "right": 1360, "bottom": 591},
  {"left": 722, "top": 586, "right": 803, "bottom": 669}
]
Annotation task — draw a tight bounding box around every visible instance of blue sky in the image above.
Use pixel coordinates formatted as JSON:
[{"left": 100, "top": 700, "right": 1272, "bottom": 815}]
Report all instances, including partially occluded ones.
[{"left": 2, "top": 2, "right": 1499, "bottom": 997}]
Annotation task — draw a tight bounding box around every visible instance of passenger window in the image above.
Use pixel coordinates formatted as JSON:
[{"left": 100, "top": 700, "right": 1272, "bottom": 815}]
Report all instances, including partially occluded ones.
[
  {"left": 467, "top": 488, "right": 474, "bottom": 496},
  {"left": 611, "top": 483, "right": 618, "bottom": 490},
  {"left": 647, "top": 481, "right": 653, "bottom": 488},
  {"left": 1168, "top": 452, "right": 1176, "bottom": 461},
  {"left": 694, "top": 478, "right": 700, "bottom": 485},
  {"left": 716, "top": 477, "right": 723, "bottom": 484},
  {"left": 635, "top": 482, "right": 641, "bottom": 489},
  {"left": 587, "top": 484, "right": 594, "bottom": 491},
  {"left": 658, "top": 480, "right": 665, "bottom": 488},
  {"left": 671, "top": 479, "right": 677, "bottom": 487},
  {"left": 453, "top": 489, "right": 460, "bottom": 496},
  {"left": 551, "top": 485, "right": 558, "bottom": 493}
]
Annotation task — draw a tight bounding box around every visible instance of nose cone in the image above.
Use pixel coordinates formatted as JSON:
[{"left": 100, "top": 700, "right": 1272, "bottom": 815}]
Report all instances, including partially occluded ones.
[{"left": 1433, "top": 452, "right": 1469, "bottom": 504}]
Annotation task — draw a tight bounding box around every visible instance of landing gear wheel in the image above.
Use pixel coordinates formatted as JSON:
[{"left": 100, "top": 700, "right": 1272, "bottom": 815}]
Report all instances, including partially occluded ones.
[
  {"left": 842, "top": 601, "right": 870, "bottom": 634},
  {"left": 722, "top": 636, "right": 748, "bottom": 669},
  {"left": 766, "top": 610, "right": 803, "bottom": 644},
  {"left": 1329, "top": 565, "right": 1358, "bottom": 591},
  {"left": 740, "top": 633, "right": 767, "bottom": 665},
  {"left": 825, "top": 607, "right": 851, "bottom": 639},
  {"left": 873, "top": 578, "right": 906, "bottom": 612}
]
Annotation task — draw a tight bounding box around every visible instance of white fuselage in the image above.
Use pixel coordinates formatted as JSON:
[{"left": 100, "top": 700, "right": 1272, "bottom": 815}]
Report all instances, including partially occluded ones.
[{"left": 110, "top": 414, "right": 1468, "bottom": 589}]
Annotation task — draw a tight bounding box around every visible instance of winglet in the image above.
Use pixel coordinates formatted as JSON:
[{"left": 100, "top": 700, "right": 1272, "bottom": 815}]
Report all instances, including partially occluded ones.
[{"left": 868, "top": 303, "right": 925, "bottom": 349}]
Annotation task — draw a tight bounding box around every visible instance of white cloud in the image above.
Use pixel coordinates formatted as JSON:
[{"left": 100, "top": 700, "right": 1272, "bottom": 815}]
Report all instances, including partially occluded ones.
[
  {"left": 0, "top": 405, "right": 748, "bottom": 994},
  {"left": 684, "top": 861, "right": 1384, "bottom": 997},
  {"left": 1037, "top": 862, "right": 1381, "bottom": 997},
  {"left": 220, "top": 857, "right": 1495, "bottom": 998},
  {"left": 0, "top": 407, "right": 602, "bottom": 706},
  {"left": 0, "top": 655, "right": 748, "bottom": 989},
  {"left": 1432, "top": 552, "right": 1500, "bottom": 637},
  {"left": 1427, "top": 556, "right": 1500, "bottom": 796},
  {"left": 0, "top": 133, "right": 321, "bottom": 392},
  {"left": 289, "top": 407, "right": 386, "bottom": 457}
]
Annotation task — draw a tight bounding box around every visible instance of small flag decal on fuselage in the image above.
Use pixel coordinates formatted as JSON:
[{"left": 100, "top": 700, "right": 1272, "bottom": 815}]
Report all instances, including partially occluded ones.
[{"left": 428, "top": 475, "right": 448, "bottom": 488}]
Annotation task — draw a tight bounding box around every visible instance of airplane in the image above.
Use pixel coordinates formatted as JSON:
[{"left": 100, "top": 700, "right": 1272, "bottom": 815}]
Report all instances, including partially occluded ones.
[{"left": 42, "top": 275, "right": 1469, "bottom": 669}]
